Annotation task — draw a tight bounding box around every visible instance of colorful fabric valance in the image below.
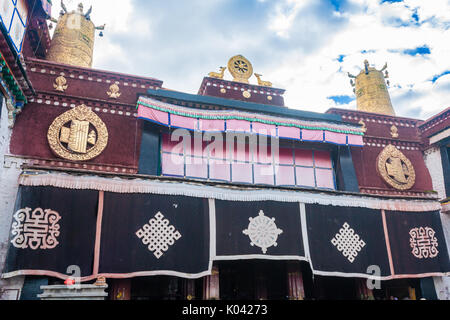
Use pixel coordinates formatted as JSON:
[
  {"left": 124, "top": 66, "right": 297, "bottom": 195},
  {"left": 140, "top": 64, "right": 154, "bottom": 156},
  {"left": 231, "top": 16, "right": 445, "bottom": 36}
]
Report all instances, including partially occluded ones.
[{"left": 137, "top": 97, "right": 365, "bottom": 147}]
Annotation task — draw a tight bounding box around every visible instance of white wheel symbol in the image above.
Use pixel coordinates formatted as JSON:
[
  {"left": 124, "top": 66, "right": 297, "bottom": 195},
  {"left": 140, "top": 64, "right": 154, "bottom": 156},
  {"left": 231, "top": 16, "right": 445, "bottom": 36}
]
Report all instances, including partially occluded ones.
[{"left": 243, "top": 210, "right": 283, "bottom": 254}]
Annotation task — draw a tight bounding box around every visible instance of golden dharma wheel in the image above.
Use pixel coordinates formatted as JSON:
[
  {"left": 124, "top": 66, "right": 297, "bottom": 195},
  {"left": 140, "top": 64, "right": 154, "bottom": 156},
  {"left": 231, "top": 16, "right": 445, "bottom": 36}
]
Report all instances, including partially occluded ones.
[{"left": 228, "top": 55, "right": 253, "bottom": 84}]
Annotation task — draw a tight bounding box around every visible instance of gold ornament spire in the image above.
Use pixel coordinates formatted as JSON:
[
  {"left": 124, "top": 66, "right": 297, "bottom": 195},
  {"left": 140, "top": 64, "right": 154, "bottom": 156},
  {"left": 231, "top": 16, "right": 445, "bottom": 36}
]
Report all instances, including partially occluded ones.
[
  {"left": 46, "top": 1, "right": 106, "bottom": 68},
  {"left": 349, "top": 60, "right": 395, "bottom": 116}
]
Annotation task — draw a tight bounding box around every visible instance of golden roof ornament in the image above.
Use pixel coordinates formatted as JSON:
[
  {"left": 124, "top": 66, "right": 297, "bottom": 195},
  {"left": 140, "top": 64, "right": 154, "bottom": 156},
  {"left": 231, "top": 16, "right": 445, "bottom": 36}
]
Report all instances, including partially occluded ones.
[
  {"left": 46, "top": 1, "right": 106, "bottom": 68},
  {"left": 208, "top": 67, "right": 226, "bottom": 79},
  {"left": 208, "top": 55, "right": 273, "bottom": 87},
  {"left": 107, "top": 84, "right": 122, "bottom": 99},
  {"left": 254, "top": 73, "right": 272, "bottom": 87},
  {"left": 53, "top": 76, "right": 68, "bottom": 92},
  {"left": 348, "top": 59, "right": 395, "bottom": 116},
  {"left": 390, "top": 125, "right": 399, "bottom": 138},
  {"left": 358, "top": 120, "right": 367, "bottom": 133},
  {"left": 227, "top": 55, "right": 253, "bottom": 84}
]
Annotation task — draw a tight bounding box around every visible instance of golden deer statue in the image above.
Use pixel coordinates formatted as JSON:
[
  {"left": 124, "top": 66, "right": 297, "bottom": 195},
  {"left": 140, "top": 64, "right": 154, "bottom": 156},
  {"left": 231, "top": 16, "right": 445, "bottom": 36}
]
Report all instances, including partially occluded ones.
[
  {"left": 208, "top": 67, "right": 226, "bottom": 79},
  {"left": 254, "top": 73, "right": 272, "bottom": 87}
]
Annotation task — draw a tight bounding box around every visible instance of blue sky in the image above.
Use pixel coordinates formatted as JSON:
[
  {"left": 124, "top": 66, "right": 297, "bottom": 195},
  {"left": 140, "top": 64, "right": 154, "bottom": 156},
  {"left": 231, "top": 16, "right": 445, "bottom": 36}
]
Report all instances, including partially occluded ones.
[{"left": 52, "top": 0, "right": 450, "bottom": 119}]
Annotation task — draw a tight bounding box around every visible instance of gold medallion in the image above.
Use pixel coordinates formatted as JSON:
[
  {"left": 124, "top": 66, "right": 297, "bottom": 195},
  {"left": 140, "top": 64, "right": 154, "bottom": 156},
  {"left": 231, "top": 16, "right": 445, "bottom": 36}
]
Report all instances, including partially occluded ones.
[
  {"left": 377, "top": 145, "right": 415, "bottom": 190},
  {"left": 107, "top": 84, "right": 122, "bottom": 99},
  {"left": 53, "top": 76, "right": 68, "bottom": 92},
  {"left": 47, "top": 105, "right": 109, "bottom": 161},
  {"left": 390, "top": 125, "right": 399, "bottom": 138},
  {"left": 228, "top": 55, "right": 253, "bottom": 83}
]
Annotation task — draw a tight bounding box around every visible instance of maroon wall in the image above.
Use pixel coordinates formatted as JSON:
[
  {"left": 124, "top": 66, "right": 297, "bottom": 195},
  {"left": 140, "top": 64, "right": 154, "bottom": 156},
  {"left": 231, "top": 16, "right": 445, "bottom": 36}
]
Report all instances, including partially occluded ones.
[
  {"left": 327, "top": 108, "right": 434, "bottom": 195},
  {"left": 351, "top": 146, "right": 433, "bottom": 192},
  {"left": 10, "top": 103, "right": 142, "bottom": 169},
  {"left": 198, "top": 77, "right": 286, "bottom": 107}
]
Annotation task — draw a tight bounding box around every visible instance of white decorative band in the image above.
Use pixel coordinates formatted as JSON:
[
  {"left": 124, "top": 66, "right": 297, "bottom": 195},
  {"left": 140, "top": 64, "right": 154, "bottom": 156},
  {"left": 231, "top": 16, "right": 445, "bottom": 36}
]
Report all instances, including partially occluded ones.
[{"left": 19, "top": 172, "right": 441, "bottom": 212}]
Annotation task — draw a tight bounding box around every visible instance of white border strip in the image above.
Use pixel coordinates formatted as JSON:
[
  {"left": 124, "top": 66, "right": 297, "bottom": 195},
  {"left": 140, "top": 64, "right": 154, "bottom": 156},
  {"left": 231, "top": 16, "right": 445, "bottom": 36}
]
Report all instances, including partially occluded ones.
[
  {"left": 299, "top": 203, "right": 312, "bottom": 264},
  {"left": 213, "top": 255, "right": 308, "bottom": 262},
  {"left": 209, "top": 199, "right": 217, "bottom": 267}
]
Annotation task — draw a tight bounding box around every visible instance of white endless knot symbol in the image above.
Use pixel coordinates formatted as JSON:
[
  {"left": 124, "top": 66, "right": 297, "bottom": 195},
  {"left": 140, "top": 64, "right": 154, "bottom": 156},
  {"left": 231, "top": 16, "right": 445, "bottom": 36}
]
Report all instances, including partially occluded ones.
[
  {"left": 136, "top": 212, "right": 182, "bottom": 259},
  {"left": 409, "top": 227, "right": 439, "bottom": 259},
  {"left": 243, "top": 210, "right": 283, "bottom": 254},
  {"left": 331, "top": 223, "right": 366, "bottom": 263},
  {"left": 11, "top": 208, "right": 61, "bottom": 250}
]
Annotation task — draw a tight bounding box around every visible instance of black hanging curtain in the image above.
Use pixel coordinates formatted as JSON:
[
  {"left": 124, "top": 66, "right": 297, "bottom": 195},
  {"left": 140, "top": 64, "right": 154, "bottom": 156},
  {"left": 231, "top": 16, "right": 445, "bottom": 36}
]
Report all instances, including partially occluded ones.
[
  {"left": 3, "top": 186, "right": 99, "bottom": 279},
  {"left": 98, "top": 193, "right": 211, "bottom": 278},
  {"left": 214, "top": 200, "right": 305, "bottom": 260},
  {"left": 2, "top": 185, "right": 449, "bottom": 281},
  {"left": 305, "top": 204, "right": 392, "bottom": 278},
  {"left": 385, "top": 210, "right": 450, "bottom": 277}
]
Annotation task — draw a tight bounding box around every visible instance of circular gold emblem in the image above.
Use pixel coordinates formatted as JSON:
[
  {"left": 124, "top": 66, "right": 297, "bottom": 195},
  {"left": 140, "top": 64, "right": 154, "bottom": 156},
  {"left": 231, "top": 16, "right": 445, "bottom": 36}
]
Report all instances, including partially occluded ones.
[
  {"left": 243, "top": 90, "right": 251, "bottom": 99},
  {"left": 377, "top": 145, "right": 415, "bottom": 190},
  {"left": 228, "top": 55, "right": 253, "bottom": 83},
  {"left": 47, "top": 105, "right": 109, "bottom": 161}
]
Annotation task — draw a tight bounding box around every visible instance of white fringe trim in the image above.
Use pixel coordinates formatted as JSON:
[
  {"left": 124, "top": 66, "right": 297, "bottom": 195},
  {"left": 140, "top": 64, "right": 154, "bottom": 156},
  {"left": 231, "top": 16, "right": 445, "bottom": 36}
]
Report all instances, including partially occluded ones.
[{"left": 19, "top": 173, "right": 441, "bottom": 212}]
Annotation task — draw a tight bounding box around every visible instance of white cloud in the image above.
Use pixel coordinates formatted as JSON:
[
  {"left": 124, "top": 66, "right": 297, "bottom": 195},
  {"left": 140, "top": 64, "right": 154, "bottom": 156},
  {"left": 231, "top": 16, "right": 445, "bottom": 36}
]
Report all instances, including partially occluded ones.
[{"left": 44, "top": 0, "right": 450, "bottom": 120}]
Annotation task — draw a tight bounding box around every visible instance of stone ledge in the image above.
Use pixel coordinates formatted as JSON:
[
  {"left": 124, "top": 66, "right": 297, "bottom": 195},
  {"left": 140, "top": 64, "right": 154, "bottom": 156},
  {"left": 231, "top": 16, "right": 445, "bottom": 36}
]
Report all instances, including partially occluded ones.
[{"left": 38, "top": 284, "right": 108, "bottom": 300}]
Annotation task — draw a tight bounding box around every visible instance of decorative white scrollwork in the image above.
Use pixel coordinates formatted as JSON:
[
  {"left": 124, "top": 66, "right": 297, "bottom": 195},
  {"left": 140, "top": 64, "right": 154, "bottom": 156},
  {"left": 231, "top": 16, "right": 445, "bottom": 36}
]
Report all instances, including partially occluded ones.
[
  {"left": 243, "top": 210, "right": 283, "bottom": 254},
  {"left": 136, "top": 212, "right": 182, "bottom": 259},
  {"left": 331, "top": 223, "right": 366, "bottom": 263},
  {"left": 409, "top": 227, "right": 439, "bottom": 259},
  {"left": 11, "top": 208, "right": 61, "bottom": 250}
]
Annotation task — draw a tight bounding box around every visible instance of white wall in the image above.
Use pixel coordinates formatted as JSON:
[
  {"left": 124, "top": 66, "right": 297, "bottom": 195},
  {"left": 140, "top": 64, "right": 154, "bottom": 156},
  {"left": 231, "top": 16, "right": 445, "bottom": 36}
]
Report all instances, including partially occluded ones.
[
  {"left": 424, "top": 147, "right": 446, "bottom": 200},
  {"left": 423, "top": 147, "right": 450, "bottom": 300},
  {"left": 0, "top": 95, "right": 25, "bottom": 300}
]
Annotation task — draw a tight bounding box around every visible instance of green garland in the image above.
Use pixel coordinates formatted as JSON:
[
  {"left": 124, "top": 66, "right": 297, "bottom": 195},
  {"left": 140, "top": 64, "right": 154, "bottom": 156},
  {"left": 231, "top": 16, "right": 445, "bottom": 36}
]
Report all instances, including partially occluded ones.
[{"left": 137, "top": 101, "right": 364, "bottom": 136}]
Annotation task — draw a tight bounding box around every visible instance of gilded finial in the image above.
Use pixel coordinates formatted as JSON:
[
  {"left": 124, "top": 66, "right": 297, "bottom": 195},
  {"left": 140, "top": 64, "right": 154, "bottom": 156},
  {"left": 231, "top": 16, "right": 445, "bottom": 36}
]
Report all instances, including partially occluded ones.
[
  {"left": 84, "top": 6, "right": 92, "bottom": 20},
  {"left": 208, "top": 67, "right": 226, "bottom": 79},
  {"left": 364, "top": 60, "right": 370, "bottom": 74},
  {"left": 254, "top": 73, "right": 273, "bottom": 87},
  {"left": 46, "top": 1, "right": 106, "bottom": 68},
  {"left": 390, "top": 125, "right": 399, "bottom": 138},
  {"left": 53, "top": 76, "right": 68, "bottom": 92},
  {"left": 359, "top": 120, "right": 367, "bottom": 133},
  {"left": 60, "top": 0, "right": 68, "bottom": 14},
  {"left": 107, "top": 84, "right": 121, "bottom": 99},
  {"left": 347, "top": 59, "right": 395, "bottom": 116},
  {"left": 227, "top": 55, "right": 253, "bottom": 84}
]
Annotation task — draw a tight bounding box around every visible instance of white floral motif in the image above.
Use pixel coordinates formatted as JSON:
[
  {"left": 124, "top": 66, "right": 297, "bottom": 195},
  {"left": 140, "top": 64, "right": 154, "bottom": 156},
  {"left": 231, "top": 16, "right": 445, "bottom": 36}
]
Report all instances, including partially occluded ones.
[
  {"left": 243, "top": 210, "right": 283, "bottom": 254},
  {"left": 409, "top": 227, "right": 439, "bottom": 259},
  {"left": 11, "top": 208, "right": 61, "bottom": 250},
  {"left": 136, "top": 212, "right": 182, "bottom": 259},
  {"left": 331, "top": 223, "right": 366, "bottom": 263}
]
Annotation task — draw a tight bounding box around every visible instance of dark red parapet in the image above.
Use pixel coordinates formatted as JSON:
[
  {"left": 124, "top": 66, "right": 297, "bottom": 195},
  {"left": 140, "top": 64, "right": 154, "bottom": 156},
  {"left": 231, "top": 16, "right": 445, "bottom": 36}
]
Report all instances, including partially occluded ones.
[
  {"left": 327, "top": 108, "right": 435, "bottom": 198},
  {"left": 9, "top": 58, "right": 163, "bottom": 174},
  {"left": 198, "top": 77, "right": 286, "bottom": 107}
]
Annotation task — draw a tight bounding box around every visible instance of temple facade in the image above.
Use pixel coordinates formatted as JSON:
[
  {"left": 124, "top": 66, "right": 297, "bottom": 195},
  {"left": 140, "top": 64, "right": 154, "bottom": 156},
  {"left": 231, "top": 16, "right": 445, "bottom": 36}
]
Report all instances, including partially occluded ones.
[{"left": 0, "top": 1, "right": 449, "bottom": 300}]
